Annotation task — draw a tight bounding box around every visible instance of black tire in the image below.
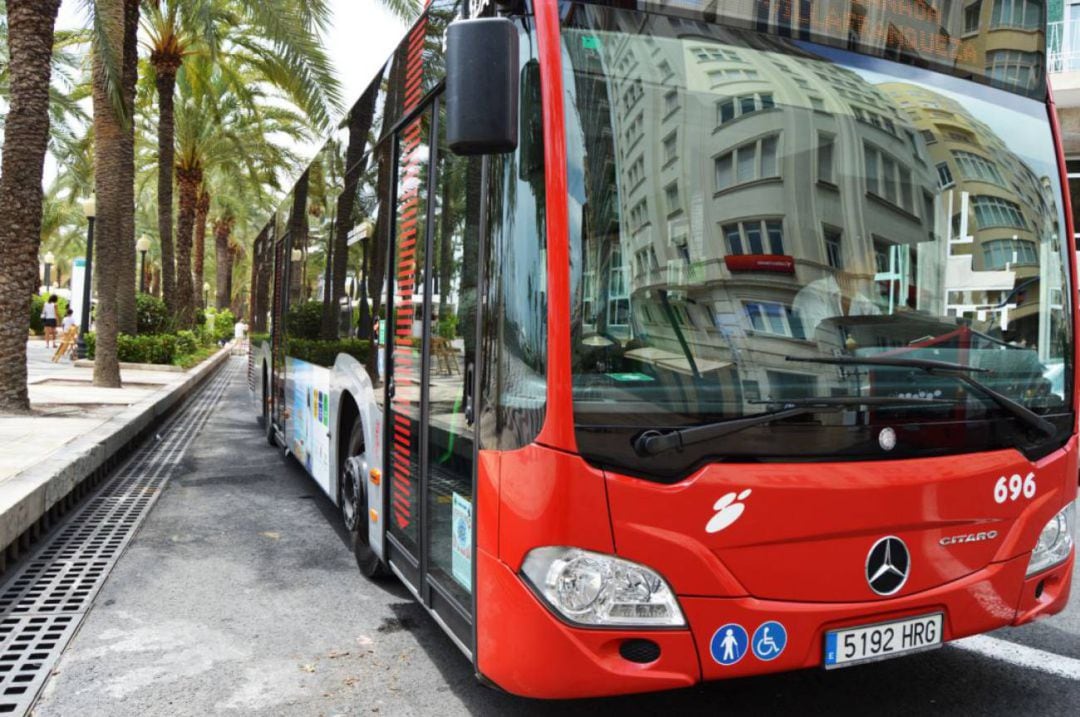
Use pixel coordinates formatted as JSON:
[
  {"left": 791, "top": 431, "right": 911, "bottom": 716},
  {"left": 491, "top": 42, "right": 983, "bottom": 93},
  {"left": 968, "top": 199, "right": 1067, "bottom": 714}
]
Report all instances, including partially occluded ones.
[
  {"left": 263, "top": 366, "right": 276, "bottom": 447},
  {"left": 343, "top": 417, "right": 388, "bottom": 578}
]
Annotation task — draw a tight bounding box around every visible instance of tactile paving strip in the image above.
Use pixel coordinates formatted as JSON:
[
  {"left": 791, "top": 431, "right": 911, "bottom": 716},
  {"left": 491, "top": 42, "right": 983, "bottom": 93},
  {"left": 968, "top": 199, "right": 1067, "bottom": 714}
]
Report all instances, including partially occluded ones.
[{"left": 0, "top": 358, "right": 239, "bottom": 716}]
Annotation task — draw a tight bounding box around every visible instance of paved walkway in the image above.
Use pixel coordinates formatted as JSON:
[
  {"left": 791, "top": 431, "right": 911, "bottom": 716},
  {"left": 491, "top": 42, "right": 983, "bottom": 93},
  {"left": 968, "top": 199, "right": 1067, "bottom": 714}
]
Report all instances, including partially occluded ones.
[{"left": 0, "top": 340, "right": 198, "bottom": 485}]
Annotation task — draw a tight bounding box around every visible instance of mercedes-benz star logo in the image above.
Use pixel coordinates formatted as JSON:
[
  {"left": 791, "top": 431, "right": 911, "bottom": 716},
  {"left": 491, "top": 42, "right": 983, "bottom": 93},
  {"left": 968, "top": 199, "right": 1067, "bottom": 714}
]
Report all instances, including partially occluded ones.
[{"left": 865, "top": 536, "right": 910, "bottom": 596}]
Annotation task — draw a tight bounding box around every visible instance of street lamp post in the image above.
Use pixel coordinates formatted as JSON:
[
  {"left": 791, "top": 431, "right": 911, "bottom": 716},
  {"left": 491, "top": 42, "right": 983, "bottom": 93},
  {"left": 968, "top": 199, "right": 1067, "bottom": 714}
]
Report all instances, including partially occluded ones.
[
  {"left": 76, "top": 197, "right": 96, "bottom": 359},
  {"left": 43, "top": 251, "right": 55, "bottom": 293},
  {"left": 136, "top": 235, "right": 151, "bottom": 294}
]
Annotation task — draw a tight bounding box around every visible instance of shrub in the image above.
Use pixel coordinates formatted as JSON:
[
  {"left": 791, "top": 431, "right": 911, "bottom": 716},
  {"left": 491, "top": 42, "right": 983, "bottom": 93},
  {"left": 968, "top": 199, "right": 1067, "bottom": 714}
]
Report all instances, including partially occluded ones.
[
  {"left": 286, "top": 338, "right": 370, "bottom": 367},
  {"left": 174, "top": 330, "right": 199, "bottom": 356},
  {"left": 116, "top": 334, "right": 177, "bottom": 364},
  {"left": 135, "top": 293, "right": 171, "bottom": 334},
  {"left": 84, "top": 332, "right": 96, "bottom": 358},
  {"left": 249, "top": 332, "right": 270, "bottom": 348},
  {"left": 30, "top": 294, "right": 69, "bottom": 335},
  {"left": 213, "top": 309, "right": 236, "bottom": 343},
  {"left": 285, "top": 300, "right": 324, "bottom": 340}
]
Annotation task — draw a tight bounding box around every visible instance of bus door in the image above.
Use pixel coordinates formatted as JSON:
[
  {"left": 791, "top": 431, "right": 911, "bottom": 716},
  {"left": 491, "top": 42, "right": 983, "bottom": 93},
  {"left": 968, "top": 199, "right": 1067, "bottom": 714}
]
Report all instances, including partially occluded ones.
[{"left": 385, "top": 97, "right": 479, "bottom": 650}]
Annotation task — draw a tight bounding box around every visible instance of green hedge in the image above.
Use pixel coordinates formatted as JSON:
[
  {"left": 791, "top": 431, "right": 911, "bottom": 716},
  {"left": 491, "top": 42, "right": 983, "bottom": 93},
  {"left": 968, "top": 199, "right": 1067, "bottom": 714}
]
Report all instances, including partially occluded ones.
[
  {"left": 249, "top": 332, "right": 270, "bottom": 347},
  {"left": 285, "top": 300, "right": 323, "bottom": 340},
  {"left": 85, "top": 330, "right": 219, "bottom": 366},
  {"left": 286, "top": 338, "right": 370, "bottom": 367},
  {"left": 136, "top": 293, "right": 171, "bottom": 334}
]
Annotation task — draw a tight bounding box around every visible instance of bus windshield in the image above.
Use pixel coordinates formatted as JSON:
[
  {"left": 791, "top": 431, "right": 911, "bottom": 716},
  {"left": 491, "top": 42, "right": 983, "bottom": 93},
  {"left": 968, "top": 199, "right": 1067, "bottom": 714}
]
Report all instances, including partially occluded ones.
[{"left": 562, "top": 6, "right": 1074, "bottom": 477}]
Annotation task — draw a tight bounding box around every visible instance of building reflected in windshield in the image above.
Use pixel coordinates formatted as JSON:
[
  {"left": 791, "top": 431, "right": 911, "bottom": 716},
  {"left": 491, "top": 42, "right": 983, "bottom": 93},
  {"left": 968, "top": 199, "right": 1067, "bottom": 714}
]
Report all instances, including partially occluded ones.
[{"left": 566, "top": 13, "right": 1066, "bottom": 409}]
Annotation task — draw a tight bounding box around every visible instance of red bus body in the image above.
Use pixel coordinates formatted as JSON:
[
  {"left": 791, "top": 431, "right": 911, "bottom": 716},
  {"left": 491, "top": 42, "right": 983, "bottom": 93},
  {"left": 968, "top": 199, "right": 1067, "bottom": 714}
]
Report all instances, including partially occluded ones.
[
  {"left": 249, "top": 0, "right": 1079, "bottom": 699},
  {"left": 470, "top": 0, "right": 1078, "bottom": 698}
]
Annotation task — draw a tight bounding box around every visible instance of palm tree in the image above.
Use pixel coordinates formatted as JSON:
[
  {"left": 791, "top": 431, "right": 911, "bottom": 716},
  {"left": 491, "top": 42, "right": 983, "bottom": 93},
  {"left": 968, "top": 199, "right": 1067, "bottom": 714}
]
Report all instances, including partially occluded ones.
[
  {"left": 116, "top": 0, "right": 139, "bottom": 334},
  {"left": 143, "top": 0, "right": 341, "bottom": 323},
  {"left": 0, "top": 0, "right": 64, "bottom": 412},
  {"left": 91, "top": 0, "right": 128, "bottom": 388},
  {"left": 173, "top": 57, "right": 309, "bottom": 321}
]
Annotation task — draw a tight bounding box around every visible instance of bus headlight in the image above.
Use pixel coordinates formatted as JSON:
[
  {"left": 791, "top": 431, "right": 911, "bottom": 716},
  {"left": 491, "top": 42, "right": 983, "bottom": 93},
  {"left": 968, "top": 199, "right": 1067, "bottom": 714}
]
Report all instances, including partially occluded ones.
[
  {"left": 1026, "top": 503, "right": 1075, "bottom": 577},
  {"left": 521, "top": 547, "right": 685, "bottom": 627}
]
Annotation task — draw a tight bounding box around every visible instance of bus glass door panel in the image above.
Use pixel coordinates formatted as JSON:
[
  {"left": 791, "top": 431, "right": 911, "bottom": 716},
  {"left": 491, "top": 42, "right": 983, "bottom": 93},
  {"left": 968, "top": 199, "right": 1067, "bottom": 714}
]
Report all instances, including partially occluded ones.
[
  {"left": 270, "top": 234, "right": 288, "bottom": 434},
  {"left": 386, "top": 109, "right": 432, "bottom": 578},
  {"left": 423, "top": 111, "right": 480, "bottom": 629}
]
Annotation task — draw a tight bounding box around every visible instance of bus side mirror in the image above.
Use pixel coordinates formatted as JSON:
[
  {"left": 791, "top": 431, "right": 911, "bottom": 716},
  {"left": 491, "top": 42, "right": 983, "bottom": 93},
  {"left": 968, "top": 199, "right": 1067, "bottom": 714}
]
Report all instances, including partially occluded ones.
[{"left": 446, "top": 18, "right": 519, "bottom": 155}]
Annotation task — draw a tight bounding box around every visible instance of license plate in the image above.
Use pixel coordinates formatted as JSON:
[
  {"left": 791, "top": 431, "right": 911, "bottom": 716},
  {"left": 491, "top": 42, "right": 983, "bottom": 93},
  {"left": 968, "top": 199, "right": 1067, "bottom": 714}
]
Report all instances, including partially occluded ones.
[{"left": 824, "top": 613, "right": 943, "bottom": 669}]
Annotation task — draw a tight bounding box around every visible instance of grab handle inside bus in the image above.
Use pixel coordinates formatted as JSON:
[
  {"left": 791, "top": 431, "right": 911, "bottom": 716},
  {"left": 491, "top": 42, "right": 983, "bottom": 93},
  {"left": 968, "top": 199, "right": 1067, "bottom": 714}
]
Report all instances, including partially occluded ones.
[{"left": 446, "top": 18, "right": 520, "bottom": 155}]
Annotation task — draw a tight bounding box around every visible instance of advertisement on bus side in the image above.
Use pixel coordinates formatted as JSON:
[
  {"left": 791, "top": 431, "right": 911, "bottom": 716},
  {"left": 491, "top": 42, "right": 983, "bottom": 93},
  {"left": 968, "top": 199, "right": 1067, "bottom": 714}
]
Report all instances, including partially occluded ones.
[{"left": 287, "top": 357, "right": 331, "bottom": 490}]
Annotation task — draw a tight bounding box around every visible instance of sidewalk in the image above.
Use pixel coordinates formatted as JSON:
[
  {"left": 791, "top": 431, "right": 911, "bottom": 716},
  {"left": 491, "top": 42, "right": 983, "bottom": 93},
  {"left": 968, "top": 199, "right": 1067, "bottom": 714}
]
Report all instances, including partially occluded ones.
[{"left": 0, "top": 339, "right": 230, "bottom": 568}]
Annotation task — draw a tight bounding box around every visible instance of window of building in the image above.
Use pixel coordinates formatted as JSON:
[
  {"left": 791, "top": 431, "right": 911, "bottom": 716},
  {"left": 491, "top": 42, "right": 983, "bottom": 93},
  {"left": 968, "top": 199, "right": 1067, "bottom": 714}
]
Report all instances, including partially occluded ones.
[
  {"left": 608, "top": 244, "right": 630, "bottom": 328},
  {"left": 664, "top": 89, "right": 679, "bottom": 116},
  {"left": 708, "top": 68, "right": 760, "bottom": 85},
  {"left": 715, "top": 92, "right": 774, "bottom": 126},
  {"left": 723, "top": 218, "right": 785, "bottom": 255},
  {"left": 674, "top": 237, "right": 691, "bottom": 265},
  {"left": 629, "top": 199, "right": 649, "bottom": 230},
  {"left": 663, "top": 132, "right": 678, "bottom": 164},
  {"left": 665, "top": 182, "right": 681, "bottom": 215},
  {"left": 715, "top": 135, "right": 780, "bottom": 190},
  {"left": 920, "top": 129, "right": 937, "bottom": 144},
  {"left": 986, "top": 49, "right": 1042, "bottom": 91},
  {"left": 990, "top": 0, "right": 1042, "bottom": 29},
  {"left": 626, "top": 155, "right": 645, "bottom": 187},
  {"left": 809, "top": 96, "right": 825, "bottom": 111},
  {"left": 972, "top": 195, "right": 1026, "bottom": 229},
  {"left": 634, "top": 246, "right": 659, "bottom": 276},
  {"left": 746, "top": 304, "right": 806, "bottom": 339},
  {"left": 865, "top": 144, "right": 915, "bottom": 213},
  {"left": 766, "top": 370, "right": 816, "bottom": 398},
  {"left": 953, "top": 150, "right": 1006, "bottom": 185},
  {"left": 658, "top": 60, "right": 673, "bottom": 81},
  {"left": 692, "top": 46, "right": 741, "bottom": 63},
  {"left": 982, "top": 238, "right": 1039, "bottom": 269},
  {"left": 824, "top": 226, "right": 843, "bottom": 268},
  {"left": 818, "top": 133, "right": 835, "bottom": 184},
  {"left": 964, "top": 1, "right": 982, "bottom": 32}
]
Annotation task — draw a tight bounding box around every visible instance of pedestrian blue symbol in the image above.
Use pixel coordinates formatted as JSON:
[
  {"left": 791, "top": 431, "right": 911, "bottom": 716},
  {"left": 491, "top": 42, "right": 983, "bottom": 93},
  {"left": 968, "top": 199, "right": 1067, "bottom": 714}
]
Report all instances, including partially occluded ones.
[
  {"left": 752, "top": 620, "right": 787, "bottom": 661},
  {"left": 710, "top": 623, "right": 749, "bottom": 665}
]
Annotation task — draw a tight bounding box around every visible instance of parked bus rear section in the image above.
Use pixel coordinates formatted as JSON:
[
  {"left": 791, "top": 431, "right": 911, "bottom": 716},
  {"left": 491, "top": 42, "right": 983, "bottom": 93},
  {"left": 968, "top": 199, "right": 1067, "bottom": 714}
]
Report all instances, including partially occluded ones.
[{"left": 247, "top": 0, "right": 1078, "bottom": 699}]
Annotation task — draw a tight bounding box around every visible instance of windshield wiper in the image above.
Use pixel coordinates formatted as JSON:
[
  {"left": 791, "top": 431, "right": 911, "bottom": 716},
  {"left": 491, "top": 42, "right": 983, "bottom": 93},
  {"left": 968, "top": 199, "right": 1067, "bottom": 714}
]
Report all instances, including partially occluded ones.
[
  {"left": 786, "top": 356, "right": 1056, "bottom": 437},
  {"left": 633, "top": 396, "right": 947, "bottom": 457}
]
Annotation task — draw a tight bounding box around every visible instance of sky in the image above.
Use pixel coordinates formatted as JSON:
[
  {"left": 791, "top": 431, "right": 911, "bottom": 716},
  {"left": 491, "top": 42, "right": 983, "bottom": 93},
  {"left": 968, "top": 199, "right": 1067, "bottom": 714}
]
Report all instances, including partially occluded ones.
[{"left": 52, "top": 0, "right": 410, "bottom": 177}]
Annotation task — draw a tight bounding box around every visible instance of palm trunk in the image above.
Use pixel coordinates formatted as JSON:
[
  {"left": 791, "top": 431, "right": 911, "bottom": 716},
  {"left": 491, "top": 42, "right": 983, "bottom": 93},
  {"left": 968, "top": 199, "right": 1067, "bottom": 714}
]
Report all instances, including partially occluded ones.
[
  {"left": 323, "top": 73, "right": 382, "bottom": 340},
  {"left": 214, "top": 216, "right": 234, "bottom": 309},
  {"left": 194, "top": 187, "right": 210, "bottom": 308},
  {"left": 288, "top": 171, "right": 310, "bottom": 303},
  {"left": 174, "top": 165, "right": 201, "bottom": 327},
  {"left": 0, "top": 0, "right": 62, "bottom": 412},
  {"left": 154, "top": 60, "right": 180, "bottom": 313},
  {"left": 116, "top": 0, "right": 139, "bottom": 335},
  {"left": 92, "top": 0, "right": 126, "bottom": 388}
]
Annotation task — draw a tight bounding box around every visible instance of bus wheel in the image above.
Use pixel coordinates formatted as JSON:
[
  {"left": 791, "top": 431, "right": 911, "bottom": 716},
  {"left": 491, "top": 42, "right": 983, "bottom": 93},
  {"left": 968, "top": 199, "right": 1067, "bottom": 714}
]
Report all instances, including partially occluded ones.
[
  {"left": 343, "top": 418, "right": 387, "bottom": 578},
  {"left": 263, "top": 366, "right": 276, "bottom": 447}
]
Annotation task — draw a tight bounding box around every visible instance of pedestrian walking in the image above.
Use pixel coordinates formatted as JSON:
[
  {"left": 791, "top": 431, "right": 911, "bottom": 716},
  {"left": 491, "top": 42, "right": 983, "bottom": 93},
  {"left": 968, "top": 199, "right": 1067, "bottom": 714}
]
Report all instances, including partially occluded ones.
[{"left": 41, "top": 294, "right": 60, "bottom": 348}]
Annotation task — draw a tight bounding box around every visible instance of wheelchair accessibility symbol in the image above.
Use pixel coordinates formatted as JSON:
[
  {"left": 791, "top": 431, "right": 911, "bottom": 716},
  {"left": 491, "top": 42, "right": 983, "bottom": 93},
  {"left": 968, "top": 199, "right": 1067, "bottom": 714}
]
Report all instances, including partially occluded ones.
[{"left": 751, "top": 620, "right": 787, "bottom": 661}]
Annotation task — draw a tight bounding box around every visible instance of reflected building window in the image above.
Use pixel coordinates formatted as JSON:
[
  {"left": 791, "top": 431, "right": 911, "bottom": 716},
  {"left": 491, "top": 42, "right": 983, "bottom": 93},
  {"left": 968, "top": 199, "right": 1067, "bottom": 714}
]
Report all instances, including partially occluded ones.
[
  {"left": 715, "top": 135, "right": 780, "bottom": 190},
  {"left": 990, "top": 0, "right": 1043, "bottom": 29},
  {"left": 725, "top": 219, "right": 785, "bottom": 255},
  {"left": 745, "top": 302, "right": 806, "bottom": 339},
  {"left": 982, "top": 238, "right": 1039, "bottom": 269},
  {"left": 972, "top": 195, "right": 1027, "bottom": 229}
]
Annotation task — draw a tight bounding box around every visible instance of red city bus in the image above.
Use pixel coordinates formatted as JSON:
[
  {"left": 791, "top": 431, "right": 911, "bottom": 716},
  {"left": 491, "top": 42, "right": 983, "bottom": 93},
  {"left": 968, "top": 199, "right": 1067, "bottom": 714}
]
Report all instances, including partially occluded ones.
[{"left": 248, "top": 0, "right": 1078, "bottom": 698}]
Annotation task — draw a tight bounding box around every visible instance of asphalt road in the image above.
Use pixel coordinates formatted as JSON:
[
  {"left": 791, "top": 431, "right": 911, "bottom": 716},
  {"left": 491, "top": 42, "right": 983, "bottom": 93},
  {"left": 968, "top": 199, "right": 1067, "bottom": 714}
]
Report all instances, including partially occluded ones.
[{"left": 32, "top": 369, "right": 1080, "bottom": 716}]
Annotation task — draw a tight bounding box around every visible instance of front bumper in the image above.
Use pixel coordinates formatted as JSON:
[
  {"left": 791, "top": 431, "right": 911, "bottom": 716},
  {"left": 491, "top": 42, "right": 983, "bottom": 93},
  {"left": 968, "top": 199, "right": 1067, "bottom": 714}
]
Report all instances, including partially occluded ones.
[{"left": 475, "top": 548, "right": 1074, "bottom": 699}]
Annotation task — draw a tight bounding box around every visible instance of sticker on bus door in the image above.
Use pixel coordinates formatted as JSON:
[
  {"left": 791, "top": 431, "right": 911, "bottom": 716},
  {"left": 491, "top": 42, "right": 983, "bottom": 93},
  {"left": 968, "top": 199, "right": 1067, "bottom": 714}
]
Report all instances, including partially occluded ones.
[
  {"left": 452, "top": 493, "right": 472, "bottom": 590},
  {"left": 287, "top": 357, "right": 331, "bottom": 492}
]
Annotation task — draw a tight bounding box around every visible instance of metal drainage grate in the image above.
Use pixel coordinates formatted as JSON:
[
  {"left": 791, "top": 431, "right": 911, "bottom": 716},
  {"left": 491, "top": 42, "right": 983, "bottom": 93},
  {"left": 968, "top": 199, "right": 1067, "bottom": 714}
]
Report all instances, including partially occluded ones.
[{"left": 0, "top": 358, "right": 239, "bottom": 715}]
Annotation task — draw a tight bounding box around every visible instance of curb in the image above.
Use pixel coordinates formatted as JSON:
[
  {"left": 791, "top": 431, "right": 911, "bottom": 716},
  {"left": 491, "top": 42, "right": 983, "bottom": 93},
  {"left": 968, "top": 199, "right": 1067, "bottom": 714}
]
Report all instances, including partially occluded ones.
[{"left": 0, "top": 345, "right": 233, "bottom": 572}]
